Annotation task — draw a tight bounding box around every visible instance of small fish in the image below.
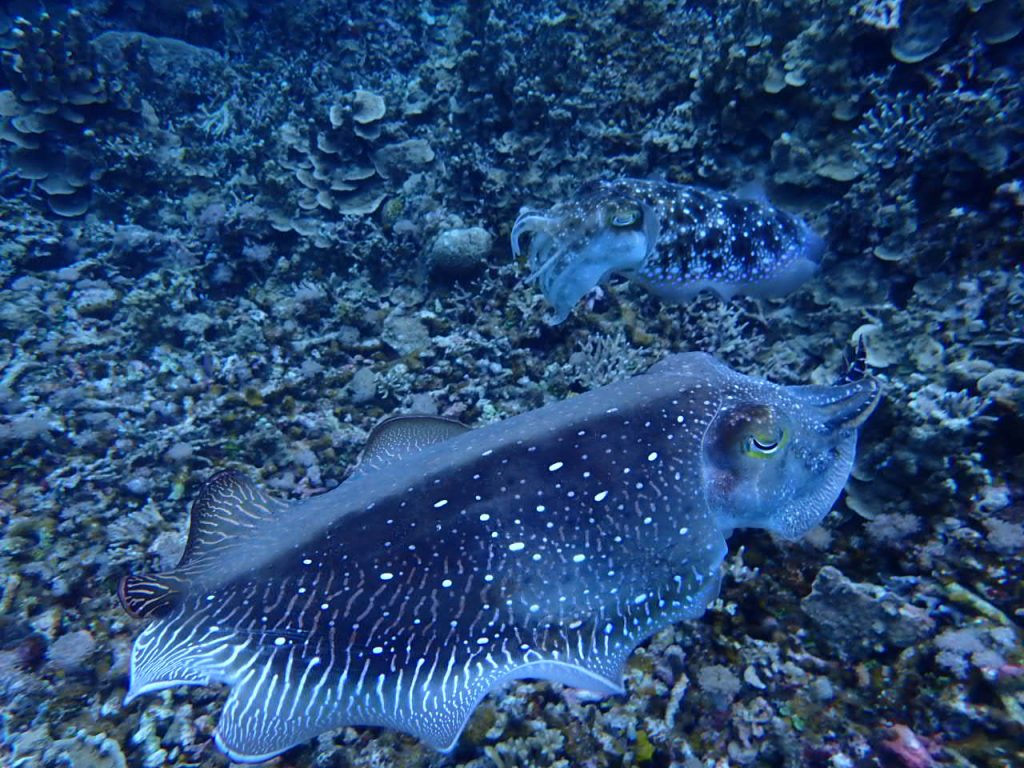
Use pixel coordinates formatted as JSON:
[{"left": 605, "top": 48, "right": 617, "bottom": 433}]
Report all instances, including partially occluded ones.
[
  {"left": 118, "top": 353, "right": 878, "bottom": 762},
  {"left": 512, "top": 179, "right": 825, "bottom": 322}
]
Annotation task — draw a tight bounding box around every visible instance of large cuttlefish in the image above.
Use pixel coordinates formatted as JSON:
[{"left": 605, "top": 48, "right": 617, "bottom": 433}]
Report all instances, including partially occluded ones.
[{"left": 119, "top": 353, "right": 878, "bottom": 762}]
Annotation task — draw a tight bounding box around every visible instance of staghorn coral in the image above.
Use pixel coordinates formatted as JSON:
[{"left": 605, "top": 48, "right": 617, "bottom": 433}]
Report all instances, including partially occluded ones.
[
  {"left": 563, "top": 328, "right": 650, "bottom": 390},
  {"left": 843, "top": 50, "right": 1022, "bottom": 263}
]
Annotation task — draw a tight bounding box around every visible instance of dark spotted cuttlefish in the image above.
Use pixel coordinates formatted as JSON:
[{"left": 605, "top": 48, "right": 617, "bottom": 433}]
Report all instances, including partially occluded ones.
[
  {"left": 512, "top": 179, "right": 826, "bottom": 322},
  {"left": 119, "top": 353, "right": 879, "bottom": 762}
]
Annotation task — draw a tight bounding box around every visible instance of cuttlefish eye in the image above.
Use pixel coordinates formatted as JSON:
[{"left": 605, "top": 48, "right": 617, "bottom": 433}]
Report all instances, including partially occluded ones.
[
  {"left": 742, "top": 428, "right": 786, "bottom": 458},
  {"left": 708, "top": 405, "right": 790, "bottom": 464},
  {"left": 606, "top": 202, "right": 642, "bottom": 228}
]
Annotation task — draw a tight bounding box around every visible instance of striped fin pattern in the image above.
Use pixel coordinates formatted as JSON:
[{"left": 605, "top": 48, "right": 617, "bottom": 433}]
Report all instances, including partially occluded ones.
[
  {"left": 118, "top": 572, "right": 191, "bottom": 619},
  {"left": 176, "top": 470, "right": 293, "bottom": 577},
  {"left": 117, "top": 471, "right": 293, "bottom": 617},
  {"left": 129, "top": 559, "right": 723, "bottom": 759},
  {"left": 354, "top": 414, "right": 470, "bottom": 476}
]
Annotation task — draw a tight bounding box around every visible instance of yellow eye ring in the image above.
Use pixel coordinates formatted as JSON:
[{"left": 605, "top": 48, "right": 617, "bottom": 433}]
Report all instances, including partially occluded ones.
[
  {"left": 743, "top": 431, "right": 785, "bottom": 458},
  {"left": 608, "top": 204, "right": 641, "bottom": 227}
]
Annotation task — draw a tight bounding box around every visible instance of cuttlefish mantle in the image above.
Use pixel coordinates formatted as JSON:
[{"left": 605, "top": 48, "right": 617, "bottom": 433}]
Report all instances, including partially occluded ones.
[{"left": 119, "top": 352, "right": 879, "bottom": 762}]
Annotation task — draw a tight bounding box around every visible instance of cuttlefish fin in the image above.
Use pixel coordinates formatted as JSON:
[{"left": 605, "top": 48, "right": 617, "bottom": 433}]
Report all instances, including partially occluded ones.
[
  {"left": 118, "top": 470, "right": 292, "bottom": 617},
  {"left": 118, "top": 572, "right": 191, "bottom": 619},
  {"left": 353, "top": 414, "right": 469, "bottom": 476},
  {"left": 209, "top": 628, "right": 629, "bottom": 762}
]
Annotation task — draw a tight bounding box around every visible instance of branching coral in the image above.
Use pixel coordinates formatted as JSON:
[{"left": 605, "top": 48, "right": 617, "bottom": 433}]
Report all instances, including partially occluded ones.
[
  {"left": 0, "top": 11, "right": 135, "bottom": 215},
  {"left": 564, "top": 329, "right": 650, "bottom": 390}
]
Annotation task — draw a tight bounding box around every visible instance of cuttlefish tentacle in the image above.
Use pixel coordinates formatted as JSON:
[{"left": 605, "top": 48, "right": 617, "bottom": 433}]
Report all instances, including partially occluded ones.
[{"left": 511, "top": 211, "right": 563, "bottom": 282}]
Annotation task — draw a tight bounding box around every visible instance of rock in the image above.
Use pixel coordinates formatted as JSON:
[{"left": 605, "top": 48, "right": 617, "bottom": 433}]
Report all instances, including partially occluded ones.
[
  {"left": 696, "top": 664, "right": 741, "bottom": 711},
  {"left": 163, "top": 442, "right": 193, "bottom": 463},
  {"left": 9, "top": 726, "right": 52, "bottom": 765},
  {"left": 373, "top": 138, "right": 435, "bottom": 179},
  {"left": 47, "top": 629, "right": 97, "bottom": 673},
  {"left": 92, "top": 31, "right": 230, "bottom": 97},
  {"left": 348, "top": 367, "right": 378, "bottom": 404},
  {"left": 43, "top": 731, "right": 127, "bottom": 768},
  {"left": 382, "top": 312, "right": 431, "bottom": 356},
  {"left": 977, "top": 367, "right": 1024, "bottom": 403},
  {"left": 72, "top": 280, "right": 119, "bottom": 317},
  {"left": 427, "top": 226, "right": 494, "bottom": 277},
  {"left": 801, "top": 566, "right": 936, "bottom": 660},
  {"left": 148, "top": 530, "right": 184, "bottom": 571},
  {"left": 123, "top": 476, "right": 152, "bottom": 497}
]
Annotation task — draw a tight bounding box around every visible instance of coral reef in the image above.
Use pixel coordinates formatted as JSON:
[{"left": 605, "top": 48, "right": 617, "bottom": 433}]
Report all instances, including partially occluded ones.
[
  {"left": 0, "top": 0, "right": 1021, "bottom": 766},
  {"left": 0, "top": 10, "right": 135, "bottom": 216}
]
